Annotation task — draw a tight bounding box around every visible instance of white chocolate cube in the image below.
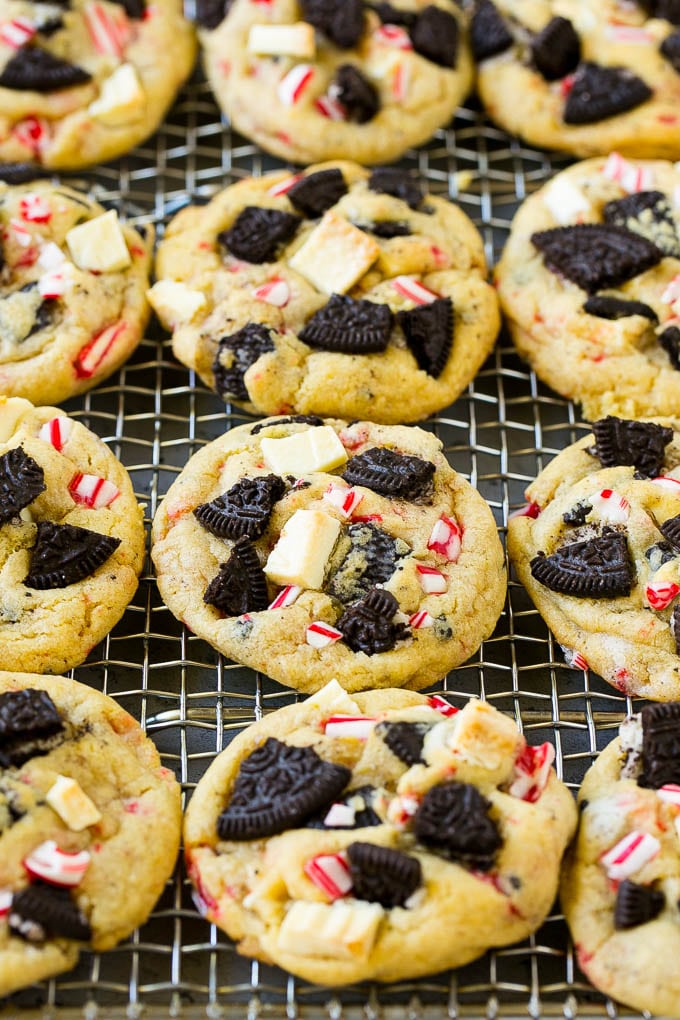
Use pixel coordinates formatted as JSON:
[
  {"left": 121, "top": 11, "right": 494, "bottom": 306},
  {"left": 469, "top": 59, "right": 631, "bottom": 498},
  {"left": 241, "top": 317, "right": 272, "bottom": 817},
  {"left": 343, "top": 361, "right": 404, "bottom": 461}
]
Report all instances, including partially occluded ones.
[
  {"left": 289, "top": 211, "right": 379, "bottom": 294},
  {"left": 248, "top": 22, "right": 316, "bottom": 58},
  {"left": 147, "top": 280, "right": 207, "bottom": 328},
  {"left": 46, "top": 775, "right": 102, "bottom": 832},
  {"left": 264, "top": 509, "right": 340, "bottom": 589},
  {"left": 278, "top": 900, "right": 383, "bottom": 960},
  {"left": 261, "top": 425, "right": 347, "bottom": 475},
  {"left": 307, "top": 678, "right": 361, "bottom": 716},
  {"left": 66, "top": 209, "right": 132, "bottom": 273},
  {"left": 88, "top": 63, "right": 145, "bottom": 125}
]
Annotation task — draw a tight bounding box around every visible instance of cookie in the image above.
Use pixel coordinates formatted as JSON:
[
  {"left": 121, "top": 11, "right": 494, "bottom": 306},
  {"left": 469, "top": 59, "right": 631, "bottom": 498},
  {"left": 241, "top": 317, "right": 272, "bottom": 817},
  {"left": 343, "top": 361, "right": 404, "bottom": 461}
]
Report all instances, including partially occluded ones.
[
  {"left": 151, "top": 416, "right": 506, "bottom": 694},
  {"left": 472, "top": 1, "right": 680, "bottom": 159},
  {"left": 0, "top": 179, "right": 152, "bottom": 405},
  {"left": 184, "top": 681, "right": 577, "bottom": 985},
  {"left": 507, "top": 414, "right": 680, "bottom": 701},
  {"left": 561, "top": 705, "right": 680, "bottom": 1017},
  {"left": 496, "top": 156, "right": 680, "bottom": 421},
  {"left": 0, "top": 396, "right": 145, "bottom": 674},
  {"left": 195, "top": 0, "right": 472, "bottom": 165},
  {"left": 0, "top": 669, "right": 181, "bottom": 997},
  {"left": 0, "top": 0, "right": 196, "bottom": 169},
  {"left": 149, "top": 161, "right": 500, "bottom": 424}
]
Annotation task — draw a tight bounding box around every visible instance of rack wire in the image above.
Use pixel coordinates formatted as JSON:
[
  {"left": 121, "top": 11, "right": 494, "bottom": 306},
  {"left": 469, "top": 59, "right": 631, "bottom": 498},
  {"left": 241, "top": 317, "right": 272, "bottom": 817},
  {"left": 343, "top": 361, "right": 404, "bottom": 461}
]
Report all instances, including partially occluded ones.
[{"left": 1, "top": 74, "right": 652, "bottom": 1019}]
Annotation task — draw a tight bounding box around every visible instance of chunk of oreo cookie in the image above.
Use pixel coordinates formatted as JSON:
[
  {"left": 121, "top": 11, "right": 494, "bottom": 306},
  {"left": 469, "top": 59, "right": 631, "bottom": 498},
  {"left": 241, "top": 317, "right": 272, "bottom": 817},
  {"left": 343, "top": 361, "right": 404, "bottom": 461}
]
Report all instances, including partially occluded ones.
[
  {"left": 530, "top": 531, "right": 633, "bottom": 598},
  {"left": 299, "top": 294, "right": 393, "bottom": 354},
  {"left": 639, "top": 702, "right": 680, "bottom": 787},
  {"left": 24, "top": 522, "right": 121, "bottom": 589},
  {"left": 643, "top": 0, "right": 680, "bottom": 24},
  {"left": 250, "top": 415, "right": 324, "bottom": 435},
  {"left": 562, "top": 500, "right": 592, "bottom": 526},
  {"left": 563, "top": 63, "right": 652, "bottom": 125},
  {"left": 346, "top": 842, "right": 422, "bottom": 907},
  {"left": 344, "top": 446, "right": 435, "bottom": 499},
  {"left": 287, "top": 169, "right": 348, "bottom": 219},
  {"left": 672, "top": 603, "right": 680, "bottom": 653},
  {"left": 397, "top": 296, "right": 453, "bottom": 377},
  {"left": 112, "top": 0, "right": 145, "bottom": 17},
  {"left": 0, "top": 47, "right": 91, "bottom": 91},
  {"left": 203, "top": 538, "right": 268, "bottom": 616},
  {"left": 195, "top": 0, "right": 228, "bottom": 28},
  {"left": 603, "top": 190, "right": 680, "bottom": 259},
  {"left": 374, "top": 2, "right": 417, "bottom": 28},
  {"left": 410, "top": 5, "right": 459, "bottom": 68},
  {"left": 217, "top": 736, "right": 351, "bottom": 839},
  {"left": 614, "top": 880, "right": 664, "bottom": 930},
  {"left": 332, "top": 65, "right": 379, "bottom": 122},
  {"left": 531, "top": 224, "right": 663, "bottom": 293},
  {"left": 583, "top": 295, "right": 658, "bottom": 322},
  {"left": 327, "top": 523, "right": 408, "bottom": 603},
  {"left": 301, "top": 0, "right": 364, "bottom": 48},
  {"left": 194, "top": 474, "right": 285, "bottom": 541},
  {"left": 658, "top": 325, "right": 680, "bottom": 369},
  {"left": 336, "top": 588, "right": 408, "bottom": 654},
  {"left": 365, "top": 220, "right": 412, "bottom": 238},
  {"left": 306, "top": 784, "right": 382, "bottom": 829},
  {"left": 10, "top": 882, "right": 91, "bottom": 942},
  {"left": 413, "top": 780, "right": 502, "bottom": 870},
  {"left": 0, "top": 447, "right": 45, "bottom": 525},
  {"left": 212, "top": 323, "right": 275, "bottom": 401},
  {"left": 591, "top": 416, "right": 673, "bottom": 477},
  {"left": 0, "top": 689, "right": 63, "bottom": 769},
  {"left": 36, "top": 17, "right": 65, "bottom": 35},
  {"left": 218, "top": 207, "right": 301, "bottom": 264},
  {"left": 660, "top": 514, "right": 680, "bottom": 551},
  {"left": 377, "top": 720, "right": 432, "bottom": 765},
  {"left": 0, "top": 163, "right": 51, "bottom": 185},
  {"left": 531, "top": 16, "right": 580, "bottom": 81},
  {"left": 367, "top": 167, "right": 423, "bottom": 210},
  {"left": 661, "top": 29, "right": 680, "bottom": 72},
  {"left": 470, "top": 0, "right": 513, "bottom": 61},
  {"left": 645, "top": 540, "right": 676, "bottom": 570}
]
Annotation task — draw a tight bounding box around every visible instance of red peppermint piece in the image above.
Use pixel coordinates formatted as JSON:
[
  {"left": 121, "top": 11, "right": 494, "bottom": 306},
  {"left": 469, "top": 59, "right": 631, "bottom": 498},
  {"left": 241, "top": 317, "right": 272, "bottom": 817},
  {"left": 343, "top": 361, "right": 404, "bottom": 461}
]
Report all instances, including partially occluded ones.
[
  {"left": 409, "top": 609, "right": 434, "bottom": 629},
  {"left": 267, "top": 174, "right": 302, "bottom": 197},
  {"left": 391, "top": 61, "right": 409, "bottom": 101},
  {"left": 252, "top": 277, "right": 290, "bottom": 307},
  {"left": 508, "top": 501, "right": 541, "bottom": 519},
  {"left": 19, "top": 193, "right": 51, "bottom": 224},
  {"left": 393, "top": 275, "right": 438, "bottom": 305},
  {"left": 306, "top": 621, "right": 343, "bottom": 648},
  {"left": 562, "top": 646, "right": 589, "bottom": 671},
  {"left": 605, "top": 24, "right": 653, "bottom": 44},
  {"left": 39, "top": 416, "right": 73, "bottom": 452},
  {"left": 315, "top": 94, "right": 346, "bottom": 120},
  {"left": 38, "top": 271, "right": 65, "bottom": 299},
  {"left": 508, "top": 742, "right": 555, "bottom": 803},
  {"left": 645, "top": 581, "right": 680, "bottom": 611},
  {"left": 427, "top": 694, "right": 459, "bottom": 716},
  {"left": 374, "top": 23, "right": 412, "bottom": 48},
  {"left": 0, "top": 890, "right": 11, "bottom": 917},
  {"left": 24, "top": 840, "right": 91, "bottom": 887},
  {"left": 427, "top": 516, "right": 462, "bottom": 562},
  {"left": 268, "top": 584, "right": 301, "bottom": 610},
  {"left": 323, "top": 482, "right": 364, "bottom": 519},
  {"left": 0, "top": 17, "right": 36, "bottom": 48},
  {"left": 69, "top": 472, "right": 120, "bottom": 509},
  {"left": 416, "top": 564, "right": 448, "bottom": 594},
  {"left": 74, "top": 321, "right": 127, "bottom": 378},
  {"left": 589, "top": 488, "right": 630, "bottom": 524},
  {"left": 657, "top": 784, "right": 680, "bottom": 808},
  {"left": 12, "top": 116, "right": 49, "bottom": 155},
  {"left": 600, "top": 830, "right": 660, "bottom": 881},
  {"left": 662, "top": 275, "right": 680, "bottom": 306},
  {"left": 324, "top": 715, "right": 377, "bottom": 740},
  {"left": 651, "top": 474, "right": 680, "bottom": 493},
  {"left": 84, "top": 1, "right": 130, "bottom": 56},
  {"left": 304, "top": 852, "right": 352, "bottom": 900},
  {"left": 278, "top": 63, "right": 314, "bottom": 106},
  {"left": 9, "top": 218, "right": 32, "bottom": 248}
]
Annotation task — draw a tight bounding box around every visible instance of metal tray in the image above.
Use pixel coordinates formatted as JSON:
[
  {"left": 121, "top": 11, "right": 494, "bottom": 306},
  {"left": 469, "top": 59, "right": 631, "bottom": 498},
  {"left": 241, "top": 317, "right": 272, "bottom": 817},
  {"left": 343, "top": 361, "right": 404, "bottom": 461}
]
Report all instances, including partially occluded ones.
[{"left": 1, "top": 72, "right": 649, "bottom": 1019}]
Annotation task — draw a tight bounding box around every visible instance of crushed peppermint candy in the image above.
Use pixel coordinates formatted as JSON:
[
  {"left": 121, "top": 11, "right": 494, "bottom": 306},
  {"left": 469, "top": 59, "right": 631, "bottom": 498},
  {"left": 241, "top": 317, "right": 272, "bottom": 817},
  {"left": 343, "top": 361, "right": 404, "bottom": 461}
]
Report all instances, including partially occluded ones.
[
  {"left": 605, "top": 24, "right": 653, "bottom": 44},
  {"left": 324, "top": 802, "right": 356, "bottom": 827},
  {"left": 39, "top": 416, "right": 73, "bottom": 451},
  {"left": 267, "top": 174, "right": 301, "bottom": 197},
  {"left": 416, "top": 564, "right": 448, "bottom": 594},
  {"left": 427, "top": 694, "right": 459, "bottom": 716},
  {"left": 323, "top": 482, "right": 364, "bottom": 519},
  {"left": 306, "top": 621, "right": 343, "bottom": 648},
  {"left": 600, "top": 830, "right": 660, "bottom": 881},
  {"left": 588, "top": 489, "right": 630, "bottom": 524},
  {"left": 602, "top": 152, "right": 654, "bottom": 194},
  {"left": 561, "top": 645, "right": 589, "bottom": 671},
  {"left": 38, "top": 242, "right": 67, "bottom": 271},
  {"left": 508, "top": 501, "right": 540, "bottom": 519},
  {"left": 508, "top": 742, "right": 555, "bottom": 803},
  {"left": 391, "top": 61, "right": 409, "bottom": 101},
  {"left": 410, "top": 609, "right": 435, "bottom": 629},
  {"left": 24, "top": 840, "right": 91, "bottom": 887},
  {"left": 253, "top": 278, "right": 290, "bottom": 307},
  {"left": 0, "top": 890, "right": 12, "bottom": 917},
  {"left": 661, "top": 275, "right": 680, "bottom": 306},
  {"left": 38, "top": 271, "right": 66, "bottom": 299},
  {"left": 19, "top": 193, "right": 51, "bottom": 224},
  {"left": 650, "top": 474, "right": 680, "bottom": 493},
  {"left": 387, "top": 793, "right": 420, "bottom": 828},
  {"left": 315, "top": 94, "right": 346, "bottom": 120},
  {"left": 74, "top": 321, "right": 127, "bottom": 378},
  {"left": 324, "top": 715, "right": 377, "bottom": 740},
  {"left": 268, "top": 585, "right": 301, "bottom": 610},
  {"left": 645, "top": 581, "right": 680, "bottom": 611},
  {"left": 374, "top": 24, "right": 412, "bottom": 48},
  {"left": 278, "top": 63, "right": 314, "bottom": 106},
  {"left": 84, "top": 1, "right": 130, "bottom": 56},
  {"left": 657, "top": 784, "right": 680, "bottom": 808},
  {"left": 393, "top": 276, "right": 438, "bottom": 305},
  {"left": 304, "top": 852, "right": 352, "bottom": 900},
  {"left": 12, "top": 117, "right": 48, "bottom": 155},
  {"left": 9, "top": 219, "right": 32, "bottom": 247},
  {"left": 69, "top": 473, "right": 120, "bottom": 509},
  {"left": 0, "top": 16, "right": 35, "bottom": 47},
  {"left": 427, "top": 516, "right": 462, "bottom": 562}
]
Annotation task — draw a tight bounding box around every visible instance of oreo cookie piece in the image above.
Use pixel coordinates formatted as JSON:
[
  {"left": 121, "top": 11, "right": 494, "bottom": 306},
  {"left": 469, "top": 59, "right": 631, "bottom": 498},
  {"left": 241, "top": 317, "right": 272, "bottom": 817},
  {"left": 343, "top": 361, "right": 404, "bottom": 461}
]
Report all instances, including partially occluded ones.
[
  {"left": 530, "top": 531, "right": 633, "bottom": 599},
  {"left": 672, "top": 603, "right": 680, "bottom": 653},
  {"left": 377, "top": 720, "right": 432, "bottom": 765},
  {"left": 0, "top": 163, "right": 51, "bottom": 185},
  {"left": 660, "top": 514, "right": 680, "bottom": 551},
  {"left": 327, "top": 524, "right": 408, "bottom": 603},
  {"left": 410, "top": 5, "right": 459, "bottom": 68},
  {"left": 195, "top": 0, "right": 228, "bottom": 28},
  {"left": 531, "top": 224, "right": 663, "bottom": 293},
  {"left": 306, "top": 784, "right": 382, "bottom": 829},
  {"left": 299, "top": 294, "right": 393, "bottom": 354},
  {"left": 658, "top": 325, "right": 680, "bottom": 369},
  {"left": 10, "top": 883, "right": 92, "bottom": 943},
  {"left": 36, "top": 17, "right": 65, "bottom": 35},
  {"left": 0, "top": 47, "right": 91, "bottom": 91},
  {"left": 470, "top": 0, "right": 513, "bottom": 61},
  {"left": 332, "top": 65, "right": 379, "bottom": 123},
  {"left": 301, "top": 0, "right": 364, "bottom": 48},
  {"left": 591, "top": 416, "right": 673, "bottom": 477},
  {"left": 366, "top": 220, "right": 411, "bottom": 238},
  {"left": 374, "top": 2, "right": 417, "bottom": 28},
  {"left": 194, "top": 474, "right": 285, "bottom": 540},
  {"left": 112, "top": 0, "right": 145, "bottom": 17},
  {"left": 343, "top": 446, "right": 435, "bottom": 500},
  {"left": 0, "top": 688, "right": 64, "bottom": 769},
  {"left": 397, "top": 296, "right": 453, "bottom": 377},
  {"left": 661, "top": 29, "right": 680, "bottom": 72},
  {"left": 24, "top": 522, "right": 121, "bottom": 590},
  {"left": 218, "top": 207, "right": 301, "bottom": 264},
  {"left": 531, "top": 16, "right": 580, "bottom": 81},
  {"left": 645, "top": 540, "right": 676, "bottom": 570},
  {"left": 287, "top": 169, "right": 348, "bottom": 219},
  {"left": 217, "top": 736, "right": 351, "bottom": 839},
  {"left": 413, "top": 780, "right": 502, "bottom": 870},
  {"left": 603, "top": 190, "right": 680, "bottom": 259},
  {"left": 203, "top": 538, "right": 268, "bottom": 616},
  {"left": 367, "top": 167, "right": 423, "bottom": 210},
  {"left": 614, "top": 880, "right": 664, "bottom": 930},
  {"left": 0, "top": 447, "right": 46, "bottom": 525},
  {"left": 638, "top": 702, "right": 680, "bottom": 788},
  {"left": 250, "top": 415, "right": 323, "bottom": 435},
  {"left": 563, "top": 63, "right": 653, "bottom": 125},
  {"left": 336, "top": 588, "right": 408, "bottom": 654},
  {"left": 346, "top": 842, "right": 422, "bottom": 907},
  {"left": 563, "top": 501, "right": 592, "bottom": 526},
  {"left": 213, "top": 323, "right": 275, "bottom": 401},
  {"left": 583, "top": 295, "right": 658, "bottom": 322}
]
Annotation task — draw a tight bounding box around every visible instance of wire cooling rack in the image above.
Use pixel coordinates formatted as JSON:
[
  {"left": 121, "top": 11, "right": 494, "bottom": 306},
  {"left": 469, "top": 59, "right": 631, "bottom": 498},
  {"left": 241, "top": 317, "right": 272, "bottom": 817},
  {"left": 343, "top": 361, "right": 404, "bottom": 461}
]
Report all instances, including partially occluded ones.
[{"left": 0, "top": 73, "right": 655, "bottom": 1019}]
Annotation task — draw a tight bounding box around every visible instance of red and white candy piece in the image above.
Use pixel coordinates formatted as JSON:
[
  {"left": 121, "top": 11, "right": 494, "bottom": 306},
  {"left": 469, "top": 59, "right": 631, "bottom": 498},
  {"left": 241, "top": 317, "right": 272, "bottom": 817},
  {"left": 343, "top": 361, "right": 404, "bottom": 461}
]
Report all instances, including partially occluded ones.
[
  {"left": 391, "top": 61, "right": 409, "bottom": 101},
  {"left": 0, "top": 890, "right": 12, "bottom": 917},
  {"left": 605, "top": 24, "right": 653, "bottom": 44},
  {"left": 268, "top": 584, "right": 302, "bottom": 610},
  {"left": 410, "top": 609, "right": 434, "bottom": 629},
  {"left": 253, "top": 277, "right": 290, "bottom": 307},
  {"left": 645, "top": 581, "right": 680, "bottom": 611},
  {"left": 39, "top": 416, "right": 73, "bottom": 451},
  {"left": 602, "top": 152, "right": 654, "bottom": 194},
  {"left": 588, "top": 489, "right": 630, "bottom": 524},
  {"left": 0, "top": 17, "right": 36, "bottom": 47},
  {"left": 38, "top": 241, "right": 67, "bottom": 272},
  {"left": 69, "top": 473, "right": 120, "bottom": 509},
  {"left": 19, "top": 193, "right": 51, "bottom": 224},
  {"left": 651, "top": 473, "right": 680, "bottom": 493},
  {"left": 387, "top": 793, "right": 420, "bottom": 828},
  {"left": 600, "top": 830, "right": 660, "bottom": 881},
  {"left": 323, "top": 482, "right": 364, "bottom": 519},
  {"left": 9, "top": 218, "right": 32, "bottom": 248},
  {"left": 428, "top": 693, "right": 459, "bottom": 716},
  {"left": 509, "top": 501, "right": 540, "bottom": 520},
  {"left": 278, "top": 63, "right": 314, "bottom": 106},
  {"left": 324, "top": 715, "right": 377, "bottom": 740},
  {"left": 304, "top": 852, "right": 352, "bottom": 900},
  {"left": 12, "top": 116, "right": 48, "bottom": 155},
  {"left": 324, "top": 802, "right": 356, "bottom": 827},
  {"left": 508, "top": 742, "right": 555, "bottom": 803},
  {"left": 561, "top": 645, "right": 589, "bottom": 671},
  {"left": 427, "top": 516, "right": 462, "bottom": 562},
  {"left": 657, "top": 784, "right": 680, "bottom": 808},
  {"left": 84, "top": 1, "right": 130, "bottom": 56},
  {"left": 74, "top": 320, "right": 127, "bottom": 378},
  {"left": 267, "top": 174, "right": 301, "bottom": 197},
  {"left": 374, "top": 23, "right": 412, "bottom": 48},
  {"left": 315, "top": 94, "right": 346, "bottom": 120},
  {"left": 38, "top": 271, "right": 66, "bottom": 299},
  {"left": 306, "top": 621, "right": 343, "bottom": 648},
  {"left": 24, "top": 840, "right": 91, "bottom": 887},
  {"left": 392, "top": 275, "right": 438, "bottom": 305},
  {"left": 662, "top": 275, "right": 680, "bottom": 306},
  {"left": 416, "top": 564, "right": 448, "bottom": 594}
]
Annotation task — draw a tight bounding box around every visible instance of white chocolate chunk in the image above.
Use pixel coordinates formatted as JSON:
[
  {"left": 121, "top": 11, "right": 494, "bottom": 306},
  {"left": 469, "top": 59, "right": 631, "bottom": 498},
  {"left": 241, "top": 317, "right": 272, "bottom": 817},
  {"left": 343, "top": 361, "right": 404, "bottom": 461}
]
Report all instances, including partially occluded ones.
[
  {"left": 46, "top": 775, "right": 102, "bottom": 831},
  {"left": 261, "top": 425, "right": 347, "bottom": 475},
  {"left": 278, "top": 900, "right": 383, "bottom": 960},
  {"left": 264, "top": 509, "right": 340, "bottom": 588},
  {"left": 0, "top": 397, "right": 32, "bottom": 442},
  {"left": 248, "top": 22, "right": 315, "bottom": 58},
  {"left": 66, "top": 209, "right": 131, "bottom": 273},
  {"left": 423, "top": 699, "right": 521, "bottom": 771},
  {"left": 289, "top": 211, "right": 379, "bottom": 294},
  {"left": 543, "top": 178, "right": 591, "bottom": 225},
  {"left": 88, "top": 63, "right": 145, "bottom": 125},
  {"left": 307, "top": 678, "right": 362, "bottom": 716},
  {"left": 147, "top": 280, "right": 207, "bottom": 328}
]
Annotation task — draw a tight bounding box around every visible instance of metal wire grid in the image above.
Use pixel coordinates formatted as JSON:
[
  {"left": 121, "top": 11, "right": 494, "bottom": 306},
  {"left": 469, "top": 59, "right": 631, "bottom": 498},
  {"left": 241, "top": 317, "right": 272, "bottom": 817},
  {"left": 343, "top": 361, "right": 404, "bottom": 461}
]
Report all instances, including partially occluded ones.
[{"left": 0, "top": 76, "right": 655, "bottom": 1018}]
